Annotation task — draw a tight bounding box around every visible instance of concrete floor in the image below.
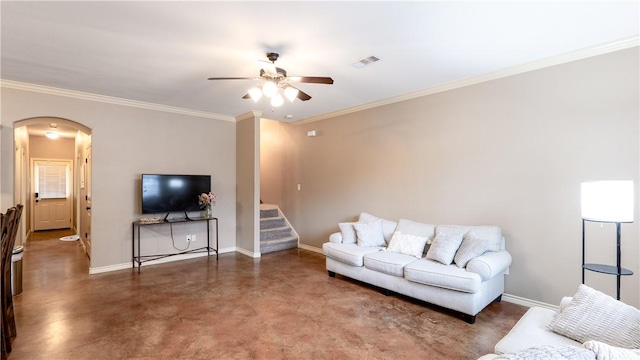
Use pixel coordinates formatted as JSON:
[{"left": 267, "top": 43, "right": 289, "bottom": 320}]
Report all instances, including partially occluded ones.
[{"left": 8, "top": 229, "right": 527, "bottom": 359}]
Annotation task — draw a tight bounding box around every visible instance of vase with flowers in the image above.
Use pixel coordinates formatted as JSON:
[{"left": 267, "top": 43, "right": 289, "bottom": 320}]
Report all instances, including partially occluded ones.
[{"left": 198, "top": 192, "right": 216, "bottom": 218}]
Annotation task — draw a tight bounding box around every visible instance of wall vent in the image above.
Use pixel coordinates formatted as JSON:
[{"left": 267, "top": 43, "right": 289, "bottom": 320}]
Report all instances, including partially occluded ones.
[{"left": 351, "top": 56, "right": 380, "bottom": 69}]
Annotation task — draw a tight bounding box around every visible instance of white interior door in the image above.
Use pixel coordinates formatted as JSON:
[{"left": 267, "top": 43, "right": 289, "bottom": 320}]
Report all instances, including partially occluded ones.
[{"left": 33, "top": 159, "right": 72, "bottom": 231}]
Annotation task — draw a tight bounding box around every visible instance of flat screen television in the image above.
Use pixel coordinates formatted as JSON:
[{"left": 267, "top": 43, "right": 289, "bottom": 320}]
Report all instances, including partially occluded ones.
[{"left": 141, "top": 174, "right": 211, "bottom": 216}]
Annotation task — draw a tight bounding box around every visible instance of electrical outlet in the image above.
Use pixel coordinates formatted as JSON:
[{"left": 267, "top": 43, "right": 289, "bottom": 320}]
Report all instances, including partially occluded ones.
[
  {"left": 186, "top": 235, "right": 192, "bottom": 243},
  {"left": 191, "top": 234, "right": 196, "bottom": 242}
]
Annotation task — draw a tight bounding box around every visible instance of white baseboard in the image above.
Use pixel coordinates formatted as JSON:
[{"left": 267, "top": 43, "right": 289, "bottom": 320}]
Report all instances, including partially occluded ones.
[
  {"left": 502, "top": 293, "right": 558, "bottom": 311},
  {"left": 89, "top": 247, "right": 237, "bottom": 274},
  {"left": 298, "top": 243, "right": 323, "bottom": 254},
  {"left": 235, "top": 247, "right": 260, "bottom": 258}
]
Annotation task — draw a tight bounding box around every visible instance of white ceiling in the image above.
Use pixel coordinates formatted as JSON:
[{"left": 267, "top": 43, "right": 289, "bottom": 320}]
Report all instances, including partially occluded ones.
[{"left": 1, "top": 1, "right": 638, "bottom": 123}]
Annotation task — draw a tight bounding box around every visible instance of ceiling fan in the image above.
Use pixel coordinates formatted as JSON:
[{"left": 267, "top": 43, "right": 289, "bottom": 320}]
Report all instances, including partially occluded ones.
[{"left": 207, "top": 52, "right": 333, "bottom": 107}]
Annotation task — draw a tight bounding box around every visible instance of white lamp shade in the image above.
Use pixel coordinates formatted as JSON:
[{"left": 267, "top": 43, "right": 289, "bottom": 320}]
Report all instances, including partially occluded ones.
[
  {"left": 262, "top": 82, "right": 278, "bottom": 98},
  {"left": 581, "top": 181, "right": 634, "bottom": 222},
  {"left": 270, "top": 93, "right": 284, "bottom": 107},
  {"left": 284, "top": 86, "right": 299, "bottom": 102},
  {"left": 248, "top": 87, "right": 262, "bottom": 102}
]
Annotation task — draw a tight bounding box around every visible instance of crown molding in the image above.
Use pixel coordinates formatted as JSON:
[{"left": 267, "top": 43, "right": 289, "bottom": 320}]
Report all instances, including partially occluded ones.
[
  {"left": 0, "top": 79, "right": 236, "bottom": 122},
  {"left": 235, "top": 110, "right": 263, "bottom": 121},
  {"left": 295, "top": 36, "right": 639, "bottom": 125}
]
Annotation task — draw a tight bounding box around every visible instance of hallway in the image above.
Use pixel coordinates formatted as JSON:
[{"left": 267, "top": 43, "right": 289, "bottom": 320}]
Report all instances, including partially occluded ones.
[{"left": 8, "top": 231, "right": 526, "bottom": 359}]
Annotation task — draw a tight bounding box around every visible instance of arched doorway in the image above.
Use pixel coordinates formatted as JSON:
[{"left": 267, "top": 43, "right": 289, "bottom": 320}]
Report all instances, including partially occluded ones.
[{"left": 13, "top": 117, "right": 93, "bottom": 263}]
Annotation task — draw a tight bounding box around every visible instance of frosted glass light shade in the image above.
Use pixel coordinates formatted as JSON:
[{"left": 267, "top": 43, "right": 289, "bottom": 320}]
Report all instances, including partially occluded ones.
[
  {"left": 581, "top": 181, "right": 634, "bottom": 222},
  {"left": 284, "top": 86, "right": 299, "bottom": 102},
  {"left": 248, "top": 87, "right": 262, "bottom": 102},
  {"left": 262, "top": 82, "right": 278, "bottom": 97},
  {"left": 46, "top": 131, "right": 59, "bottom": 139},
  {"left": 270, "top": 93, "right": 284, "bottom": 107}
]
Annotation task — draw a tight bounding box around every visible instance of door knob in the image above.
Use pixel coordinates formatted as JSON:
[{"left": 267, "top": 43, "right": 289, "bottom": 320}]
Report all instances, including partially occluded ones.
[{"left": 86, "top": 207, "right": 91, "bottom": 210}]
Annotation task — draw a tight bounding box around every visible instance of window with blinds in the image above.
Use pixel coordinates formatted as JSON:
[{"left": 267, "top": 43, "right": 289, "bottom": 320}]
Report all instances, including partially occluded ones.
[{"left": 36, "top": 163, "right": 69, "bottom": 199}]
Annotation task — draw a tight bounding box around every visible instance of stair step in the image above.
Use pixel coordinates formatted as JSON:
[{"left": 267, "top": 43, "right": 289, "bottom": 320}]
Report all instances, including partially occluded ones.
[
  {"left": 260, "top": 236, "right": 298, "bottom": 254},
  {"left": 260, "top": 217, "right": 285, "bottom": 230},
  {"left": 260, "top": 208, "right": 279, "bottom": 219},
  {"left": 260, "top": 226, "right": 292, "bottom": 241}
]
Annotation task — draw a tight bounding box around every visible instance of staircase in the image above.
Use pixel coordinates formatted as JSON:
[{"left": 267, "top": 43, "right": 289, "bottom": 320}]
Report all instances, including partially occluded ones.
[{"left": 260, "top": 204, "right": 298, "bottom": 254}]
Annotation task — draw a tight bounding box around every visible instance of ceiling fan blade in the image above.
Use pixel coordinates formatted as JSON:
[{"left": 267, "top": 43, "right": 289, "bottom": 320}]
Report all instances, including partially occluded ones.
[
  {"left": 207, "top": 77, "right": 260, "bottom": 80},
  {"left": 258, "top": 60, "right": 277, "bottom": 77},
  {"left": 296, "top": 89, "right": 312, "bottom": 101},
  {"left": 288, "top": 76, "right": 334, "bottom": 84}
]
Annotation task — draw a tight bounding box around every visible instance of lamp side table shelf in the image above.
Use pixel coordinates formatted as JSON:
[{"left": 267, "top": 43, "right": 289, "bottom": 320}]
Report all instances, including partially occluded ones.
[{"left": 581, "top": 218, "right": 633, "bottom": 300}]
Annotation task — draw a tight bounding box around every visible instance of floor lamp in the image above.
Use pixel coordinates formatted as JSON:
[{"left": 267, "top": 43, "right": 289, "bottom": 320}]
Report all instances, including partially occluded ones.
[{"left": 581, "top": 180, "right": 634, "bottom": 300}]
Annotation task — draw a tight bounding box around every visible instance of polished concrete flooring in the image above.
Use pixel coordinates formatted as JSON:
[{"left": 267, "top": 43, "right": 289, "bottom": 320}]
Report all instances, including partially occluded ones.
[{"left": 8, "top": 229, "right": 527, "bottom": 359}]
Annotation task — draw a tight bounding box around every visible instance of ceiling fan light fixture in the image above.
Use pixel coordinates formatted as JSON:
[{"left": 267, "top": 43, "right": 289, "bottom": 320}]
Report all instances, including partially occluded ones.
[
  {"left": 248, "top": 86, "right": 262, "bottom": 102},
  {"left": 262, "top": 81, "right": 278, "bottom": 98},
  {"left": 271, "top": 93, "right": 284, "bottom": 107},
  {"left": 284, "top": 86, "right": 299, "bottom": 102}
]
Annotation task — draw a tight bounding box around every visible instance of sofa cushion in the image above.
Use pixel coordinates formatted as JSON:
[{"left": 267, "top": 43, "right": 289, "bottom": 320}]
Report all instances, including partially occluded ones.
[
  {"left": 338, "top": 222, "right": 358, "bottom": 244},
  {"left": 359, "top": 212, "right": 398, "bottom": 242},
  {"left": 386, "top": 232, "right": 429, "bottom": 258},
  {"left": 363, "top": 251, "right": 418, "bottom": 277},
  {"left": 426, "top": 232, "right": 464, "bottom": 265},
  {"left": 354, "top": 219, "right": 386, "bottom": 247},
  {"left": 547, "top": 284, "right": 640, "bottom": 349},
  {"left": 436, "top": 225, "right": 503, "bottom": 251},
  {"left": 404, "top": 259, "right": 482, "bottom": 293},
  {"left": 322, "top": 242, "right": 383, "bottom": 267}
]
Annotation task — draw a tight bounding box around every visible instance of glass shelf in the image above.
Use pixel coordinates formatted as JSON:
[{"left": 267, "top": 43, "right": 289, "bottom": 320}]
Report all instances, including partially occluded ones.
[{"left": 583, "top": 263, "right": 633, "bottom": 276}]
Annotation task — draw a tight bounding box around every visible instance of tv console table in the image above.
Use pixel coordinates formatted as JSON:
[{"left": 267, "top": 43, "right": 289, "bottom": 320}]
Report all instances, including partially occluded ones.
[{"left": 132, "top": 217, "right": 218, "bottom": 273}]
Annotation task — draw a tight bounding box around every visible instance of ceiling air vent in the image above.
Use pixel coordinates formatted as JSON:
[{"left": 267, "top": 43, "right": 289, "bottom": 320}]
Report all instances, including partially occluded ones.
[{"left": 351, "top": 56, "right": 380, "bottom": 69}]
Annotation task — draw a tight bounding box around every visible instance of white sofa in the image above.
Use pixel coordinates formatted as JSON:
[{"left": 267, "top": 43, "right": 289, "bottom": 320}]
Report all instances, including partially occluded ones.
[
  {"left": 479, "top": 285, "right": 640, "bottom": 359},
  {"left": 322, "top": 213, "right": 512, "bottom": 323}
]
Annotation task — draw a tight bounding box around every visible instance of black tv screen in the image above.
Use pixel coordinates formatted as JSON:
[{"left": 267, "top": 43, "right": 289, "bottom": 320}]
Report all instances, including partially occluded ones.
[{"left": 141, "top": 174, "right": 211, "bottom": 214}]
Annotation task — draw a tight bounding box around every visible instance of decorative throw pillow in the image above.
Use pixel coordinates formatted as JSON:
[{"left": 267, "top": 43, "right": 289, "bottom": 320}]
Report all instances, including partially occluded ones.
[
  {"left": 583, "top": 340, "right": 640, "bottom": 359},
  {"left": 454, "top": 233, "right": 490, "bottom": 268},
  {"left": 358, "top": 212, "right": 398, "bottom": 242},
  {"left": 494, "top": 345, "right": 594, "bottom": 360},
  {"left": 425, "top": 232, "right": 464, "bottom": 265},
  {"left": 354, "top": 219, "right": 386, "bottom": 247},
  {"left": 386, "top": 231, "right": 429, "bottom": 258},
  {"left": 338, "top": 222, "right": 358, "bottom": 244},
  {"left": 547, "top": 284, "right": 640, "bottom": 349}
]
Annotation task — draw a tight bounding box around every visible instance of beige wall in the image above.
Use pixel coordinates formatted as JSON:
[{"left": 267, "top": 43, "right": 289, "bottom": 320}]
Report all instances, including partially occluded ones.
[
  {"left": 236, "top": 112, "right": 261, "bottom": 256},
  {"left": 1, "top": 88, "right": 237, "bottom": 270},
  {"left": 30, "top": 135, "right": 75, "bottom": 159},
  {"left": 280, "top": 48, "right": 639, "bottom": 307}
]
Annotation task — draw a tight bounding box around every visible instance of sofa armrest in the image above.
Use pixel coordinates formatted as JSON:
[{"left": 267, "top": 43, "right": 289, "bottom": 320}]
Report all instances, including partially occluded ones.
[
  {"left": 329, "top": 232, "right": 343, "bottom": 244},
  {"left": 466, "top": 250, "right": 512, "bottom": 281}
]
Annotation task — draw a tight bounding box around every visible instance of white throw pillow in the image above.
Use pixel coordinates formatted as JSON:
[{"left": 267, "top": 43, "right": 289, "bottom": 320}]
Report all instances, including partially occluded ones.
[
  {"left": 425, "top": 232, "right": 464, "bottom": 265},
  {"left": 338, "top": 222, "right": 358, "bottom": 244},
  {"left": 395, "top": 219, "right": 436, "bottom": 244},
  {"left": 454, "top": 232, "right": 490, "bottom": 268},
  {"left": 354, "top": 219, "right": 386, "bottom": 247},
  {"left": 358, "top": 212, "right": 398, "bottom": 242},
  {"left": 583, "top": 340, "right": 640, "bottom": 359},
  {"left": 548, "top": 284, "right": 640, "bottom": 349},
  {"left": 386, "top": 231, "right": 429, "bottom": 258}
]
